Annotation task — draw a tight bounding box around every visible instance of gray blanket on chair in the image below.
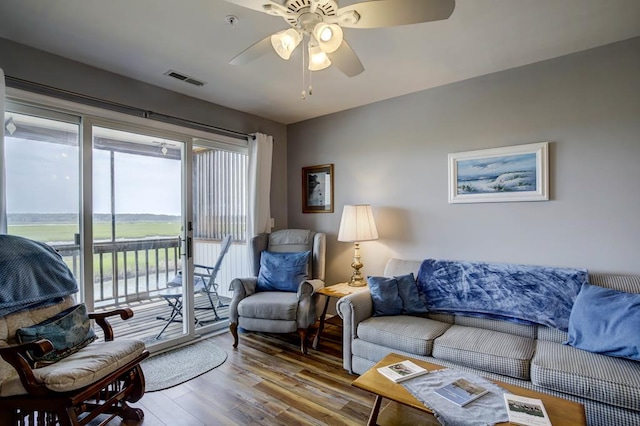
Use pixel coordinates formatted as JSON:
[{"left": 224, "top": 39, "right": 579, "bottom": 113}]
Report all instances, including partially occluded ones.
[{"left": 0, "top": 235, "right": 78, "bottom": 316}]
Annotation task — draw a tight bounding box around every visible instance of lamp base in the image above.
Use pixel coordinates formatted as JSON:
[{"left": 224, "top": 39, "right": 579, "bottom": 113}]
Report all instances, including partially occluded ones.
[
  {"left": 348, "top": 242, "right": 367, "bottom": 287},
  {"left": 348, "top": 276, "right": 367, "bottom": 287}
]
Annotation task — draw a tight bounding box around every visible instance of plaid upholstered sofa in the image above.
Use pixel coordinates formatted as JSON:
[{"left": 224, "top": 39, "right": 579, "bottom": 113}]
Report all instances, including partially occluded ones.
[{"left": 337, "top": 258, "right": 640, "bottom": 426}]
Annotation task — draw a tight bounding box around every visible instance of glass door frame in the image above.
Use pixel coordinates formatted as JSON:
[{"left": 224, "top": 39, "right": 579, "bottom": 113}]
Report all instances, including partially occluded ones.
[{"left": 84, "top": 117, "right": 197, "bottom": 350}]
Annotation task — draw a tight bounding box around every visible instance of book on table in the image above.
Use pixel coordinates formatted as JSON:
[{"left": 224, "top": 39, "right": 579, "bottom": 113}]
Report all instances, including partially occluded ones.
[
  {"left": 434, "top": 378, "right": 489, "bottom": 406},
  {"left": 376, "top": 360, "right": 429, "bottom": 383},
  {"left": 503, "top": 393, "right": 552, "bottom": 426}
]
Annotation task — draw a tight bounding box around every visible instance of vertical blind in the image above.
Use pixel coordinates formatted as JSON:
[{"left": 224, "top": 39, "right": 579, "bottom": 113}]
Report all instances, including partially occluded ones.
[{"left": 193, "top": 148, "right": 248, "bottom": 241}]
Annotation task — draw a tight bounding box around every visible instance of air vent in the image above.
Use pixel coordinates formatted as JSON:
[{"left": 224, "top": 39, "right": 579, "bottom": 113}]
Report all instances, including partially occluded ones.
[{"left": 164, "top": 70, "right": 206, "bottom": 87}]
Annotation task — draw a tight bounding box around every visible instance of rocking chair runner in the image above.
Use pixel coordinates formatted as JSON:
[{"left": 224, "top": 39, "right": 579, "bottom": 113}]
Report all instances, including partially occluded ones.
[{"left": 0, "top": 235, "right": 149, "bottom": 426}]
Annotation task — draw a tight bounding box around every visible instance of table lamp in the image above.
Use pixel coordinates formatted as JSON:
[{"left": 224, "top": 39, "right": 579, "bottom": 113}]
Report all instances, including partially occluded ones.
[{"left": 338, "top": 204, "right": 379, "bottom": 287}]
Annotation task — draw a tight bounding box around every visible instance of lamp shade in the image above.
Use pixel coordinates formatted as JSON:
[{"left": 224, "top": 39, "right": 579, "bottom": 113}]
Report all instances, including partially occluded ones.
[
  {"left": 338, "top": 205, "right": 379, "bottom": 242},
  {"left": 271, "top": 28, "right": 302, "bottom": 60}
]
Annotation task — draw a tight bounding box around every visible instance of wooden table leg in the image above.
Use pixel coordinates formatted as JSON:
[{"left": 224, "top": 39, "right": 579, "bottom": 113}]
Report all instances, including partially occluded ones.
[
  {"left": 367, "top": 395, "right": 383, "bottom": 426},
  {"left": 312, "top": 295, "right": 331, "bottom": 349}
]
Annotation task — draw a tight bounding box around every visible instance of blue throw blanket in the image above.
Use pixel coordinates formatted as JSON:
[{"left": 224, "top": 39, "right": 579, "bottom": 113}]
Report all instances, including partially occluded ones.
[
  {"left": 0, "top": 235, "right": 78, "bottom": 316},
  {"left": 416, "top": 259, "right": 588, "bottom": 331}
]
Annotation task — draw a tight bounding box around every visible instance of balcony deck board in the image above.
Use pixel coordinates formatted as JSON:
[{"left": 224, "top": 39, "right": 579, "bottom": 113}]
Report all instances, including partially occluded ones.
[{"left": 96, "top": 294, "right": 230, "bottom": 342}]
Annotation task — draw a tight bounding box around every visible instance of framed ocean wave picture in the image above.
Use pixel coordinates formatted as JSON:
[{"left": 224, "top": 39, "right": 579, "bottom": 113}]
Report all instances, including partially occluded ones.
[{"left": 448, "top": 142, "right": 549, "bottom": 203}]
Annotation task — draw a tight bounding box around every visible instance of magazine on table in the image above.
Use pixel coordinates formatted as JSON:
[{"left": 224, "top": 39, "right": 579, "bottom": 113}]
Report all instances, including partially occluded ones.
[
  {"left": 377, "top": 360, "right": 429, "bottom": 383},
  {"left": 434, "top": 378, "right": 489, "bottom": 406},
  {"left": 503, "top": 393, "right": 552, "bottom": 426}
]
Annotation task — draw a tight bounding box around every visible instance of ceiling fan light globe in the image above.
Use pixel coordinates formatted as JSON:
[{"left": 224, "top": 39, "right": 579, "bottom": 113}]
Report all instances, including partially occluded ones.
[
  {"left": 313, "top": 23, "right": 343, "bottom": 53},
  {"left": 271, "top": 28, "right": 302, "bottom": 60},
  {"left": 308, "top": 43, "right": 332, "bottom": 71}
]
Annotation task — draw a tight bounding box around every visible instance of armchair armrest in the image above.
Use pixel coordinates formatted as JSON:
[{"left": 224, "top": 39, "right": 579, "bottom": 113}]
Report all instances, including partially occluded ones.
[
  {"left": 296, "top": 279, "right": 325, "bottom": 330},
  {"left": 0, "top": 339, "right": 54, "bottom": 395},
  {"left": 89, "top": 308, "right": 134, "bottom": 342},
  {"left": 337, "top": 290, "right": 373, "bottom": 374},
  {"left": 298, "top": 279, "right": 325, "bottom": 299},
  {"left": 228, "top": 277, "right": 257, "bottom": 323}
]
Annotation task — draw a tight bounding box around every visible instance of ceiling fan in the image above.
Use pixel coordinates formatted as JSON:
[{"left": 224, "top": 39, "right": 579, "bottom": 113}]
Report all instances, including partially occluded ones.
[{"left": 226, "top": 0, "right": 455, "bottom": 77}]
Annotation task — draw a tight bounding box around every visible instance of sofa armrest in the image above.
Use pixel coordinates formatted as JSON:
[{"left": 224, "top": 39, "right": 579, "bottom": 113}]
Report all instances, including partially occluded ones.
[
  {"left": 228, "top": 277, "right": 257, "bottom": 323},
  {"left": 337, "top": 290, "right": 373, "bottom": 374},
  {"left": 89, "top": 308, "right": 134, "bottom": 342}
]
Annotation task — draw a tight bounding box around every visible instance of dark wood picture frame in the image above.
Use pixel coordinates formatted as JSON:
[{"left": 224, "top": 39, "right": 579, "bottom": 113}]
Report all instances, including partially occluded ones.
[{"left": 302, "top": 164, "right": 334, "bottom": 213}]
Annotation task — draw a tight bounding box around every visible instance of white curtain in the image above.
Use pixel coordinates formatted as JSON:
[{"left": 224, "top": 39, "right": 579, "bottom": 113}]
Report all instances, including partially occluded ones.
[
  {"left": 247, "top": 132, "right": 273, "bottom": 239},
  {"left": 0, "top": 68, "right": 6, "bottom": 234}
]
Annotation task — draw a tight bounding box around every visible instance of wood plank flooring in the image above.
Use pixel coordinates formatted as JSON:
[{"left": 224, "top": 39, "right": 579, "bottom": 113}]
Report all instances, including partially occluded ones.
[{"left": 115, "top": 321, "right": 376, "bottom": 426}]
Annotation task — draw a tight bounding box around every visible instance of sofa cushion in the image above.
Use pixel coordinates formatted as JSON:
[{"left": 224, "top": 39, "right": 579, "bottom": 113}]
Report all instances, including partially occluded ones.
[
  {"left": 565, "top": 283, "right": 640, "bottom": 361},
  {"left": 395, "top": 273, "right": 428, "bottom": 315},
  {"left": 237, "top": 291, "right": 298, "bottom": 321},
  {"left": 537, "top": 326, "right": 568, "bottom": 344},
  {"left": 367, "top": 276, "right": 403, "bottom": 316},
  {"left": 357, "top": 316, "right": 451, "bottom": 356},
  {"left": 1, "top": 338, "right": 146, "bottom": 396},
  {"left": 432, "top": 325, "right": 535, "bottom": 380},
  {"left": 455, "top": 315, "right": 537, "bottom": 339},
  {"left": 532, "top": 340, "right": 640, "bottom": 412}
]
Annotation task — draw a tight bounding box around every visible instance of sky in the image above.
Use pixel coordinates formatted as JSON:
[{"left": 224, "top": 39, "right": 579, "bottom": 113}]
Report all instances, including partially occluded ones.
[
  {"left": 457, "top": 153, "right": 536, "bottom": 180},
  {"left": 5, "top": 137, "right": 182, "bottom": 215}
]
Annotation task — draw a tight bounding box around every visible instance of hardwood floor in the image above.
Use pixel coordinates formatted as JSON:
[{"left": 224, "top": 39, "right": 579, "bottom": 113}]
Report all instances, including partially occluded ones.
[{"left": 119, "top": 321, "right": 375, "bottom": 426}]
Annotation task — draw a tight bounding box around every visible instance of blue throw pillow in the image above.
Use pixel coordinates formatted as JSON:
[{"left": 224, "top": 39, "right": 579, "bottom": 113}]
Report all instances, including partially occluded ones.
[
  {"left": 367, "top": 276, "right": 403, "bottom": 316},
  {"left": 256, "top": 251, "right": 310, "bottom": 292},
  {"left": 395, "top": 273, "right": 428, "bottom": 315},
  {"left": 565, "top": 283, "right": 640, "bottom": 361},
  {"left": 17, "top": 304, "right": 97, "bottom": 368}
]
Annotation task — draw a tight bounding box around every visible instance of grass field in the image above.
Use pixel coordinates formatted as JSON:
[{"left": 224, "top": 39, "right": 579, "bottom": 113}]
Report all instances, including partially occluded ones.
[
  {"left": 8, "top": 222, "right": 182, "bottom": 243},
  {"left": 9, "top": 222, "right": 183, "bottom": 294}
]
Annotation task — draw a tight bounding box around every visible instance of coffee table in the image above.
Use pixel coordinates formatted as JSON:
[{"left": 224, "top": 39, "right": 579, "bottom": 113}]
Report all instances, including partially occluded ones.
[{"left": 352, "top": 353, "right": 586, "bottom": 426}]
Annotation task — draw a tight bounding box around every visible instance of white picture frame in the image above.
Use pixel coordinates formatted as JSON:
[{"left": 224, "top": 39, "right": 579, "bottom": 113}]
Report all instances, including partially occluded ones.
[{"left": 448, "top": 142, "right": 549, "bottom": 204}]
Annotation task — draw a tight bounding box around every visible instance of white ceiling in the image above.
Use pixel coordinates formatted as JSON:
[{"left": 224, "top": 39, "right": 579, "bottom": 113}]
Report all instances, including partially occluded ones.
[{"left": 1, "top": 0, "right": 639, "bottom": 125}]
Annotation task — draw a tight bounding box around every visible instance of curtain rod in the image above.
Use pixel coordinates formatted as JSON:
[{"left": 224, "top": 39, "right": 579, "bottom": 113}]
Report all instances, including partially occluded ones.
[{"left": 5, "top": 76, "right": 251, "bottom": 140}]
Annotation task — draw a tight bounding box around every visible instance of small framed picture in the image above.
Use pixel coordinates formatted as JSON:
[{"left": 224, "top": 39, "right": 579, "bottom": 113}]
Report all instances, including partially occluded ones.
[{"left": 302, "top": 164, "right": 334, "bottom": 213}]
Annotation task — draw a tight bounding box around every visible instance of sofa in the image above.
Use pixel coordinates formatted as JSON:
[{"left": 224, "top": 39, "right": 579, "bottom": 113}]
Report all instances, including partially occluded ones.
[{"left": 337, "top": 258, "right": 640, "bottom": 426}]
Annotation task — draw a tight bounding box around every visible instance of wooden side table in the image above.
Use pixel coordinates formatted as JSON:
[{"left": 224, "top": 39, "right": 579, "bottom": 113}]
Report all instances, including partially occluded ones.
[{"left": 312, "top": 282, "right": 369, "bottom": 350}]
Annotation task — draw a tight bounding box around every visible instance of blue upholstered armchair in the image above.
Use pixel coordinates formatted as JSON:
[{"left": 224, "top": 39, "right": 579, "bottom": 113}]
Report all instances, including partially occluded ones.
[{"left": 229, "top": 229, "right": 326, "bottom": 354}]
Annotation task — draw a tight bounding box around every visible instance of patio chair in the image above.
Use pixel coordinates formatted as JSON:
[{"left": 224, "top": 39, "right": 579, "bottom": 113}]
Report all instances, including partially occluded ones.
[
  {"left": 155, "top": 235, "right": 233, "bottom": 339},
  {"left": 0, "top": 235, "right": 148, "bottom": 425}
]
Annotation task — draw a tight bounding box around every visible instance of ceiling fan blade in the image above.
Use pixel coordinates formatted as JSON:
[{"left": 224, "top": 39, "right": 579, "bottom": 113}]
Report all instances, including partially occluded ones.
[
  {"left": 337, "top": 0, "right": 455, "bottom": 29},
  {"left": 327, "top": 40, "right": 364, "bottom": 77},
  {"left": 223, "top": 0, "right": 284, "bottom": 14},
  {"left": 229, "top": 35, "right": 273, "bottom": 65}
]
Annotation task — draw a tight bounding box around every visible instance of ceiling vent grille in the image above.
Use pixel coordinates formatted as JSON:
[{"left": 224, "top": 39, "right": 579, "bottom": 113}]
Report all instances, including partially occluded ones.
[{"left": 164, "top": 70, "right": 206, "bottom": 87}]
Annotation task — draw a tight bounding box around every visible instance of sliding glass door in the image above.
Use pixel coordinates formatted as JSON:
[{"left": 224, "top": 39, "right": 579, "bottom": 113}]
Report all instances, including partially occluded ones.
[
  {"left": 91, "top": 125, "right": 192, "bottom": 345},
  {"left": 3, "top": 104, "right": 82, "bottom": 280},
  {"left": 3, "top": 94, "right": 250, "bottom": 350}
]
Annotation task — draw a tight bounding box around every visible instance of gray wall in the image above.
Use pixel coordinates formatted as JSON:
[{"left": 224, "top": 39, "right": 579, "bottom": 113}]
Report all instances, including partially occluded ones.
[
  {"left": 0, "top": 37, "right": 289, "bottom": 230},
  {"left": 288, "top": 37, "right": 640, "bottom": 283}
]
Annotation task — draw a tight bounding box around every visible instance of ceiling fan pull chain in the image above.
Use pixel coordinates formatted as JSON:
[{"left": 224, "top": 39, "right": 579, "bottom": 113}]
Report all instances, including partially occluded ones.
[
  {"left": 301, "top": 37, "right": 307, "bottom": 100},
  {"left": 309, "top": 68, "right": 313, "bottom": 96}
]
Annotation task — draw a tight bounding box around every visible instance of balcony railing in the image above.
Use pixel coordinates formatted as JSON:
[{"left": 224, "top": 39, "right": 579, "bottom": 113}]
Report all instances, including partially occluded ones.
[{"left": 54, "top": 237, "right": 247, "bottom": 308}]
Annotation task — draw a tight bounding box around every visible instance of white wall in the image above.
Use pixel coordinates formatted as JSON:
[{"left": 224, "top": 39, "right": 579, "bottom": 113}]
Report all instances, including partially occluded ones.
[{"left": 287, "top": 37, "right": 640, "bottom": 283}]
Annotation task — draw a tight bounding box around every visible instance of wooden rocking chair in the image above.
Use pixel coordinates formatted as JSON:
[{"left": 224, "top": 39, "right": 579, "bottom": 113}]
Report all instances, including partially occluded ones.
[{"left": 0, "top": 235, "right": 149, "bottom": 425}]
